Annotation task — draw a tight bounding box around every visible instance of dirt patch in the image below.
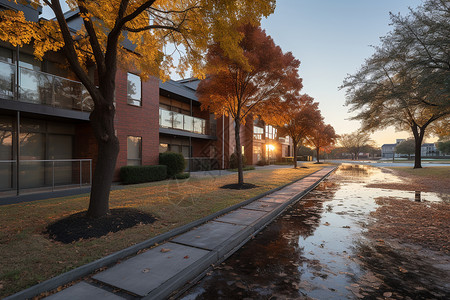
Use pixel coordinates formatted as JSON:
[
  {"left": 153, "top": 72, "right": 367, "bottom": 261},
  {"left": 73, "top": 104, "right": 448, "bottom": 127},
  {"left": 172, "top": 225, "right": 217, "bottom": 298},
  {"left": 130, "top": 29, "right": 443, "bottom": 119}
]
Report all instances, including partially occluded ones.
[
  {"left": 368, "top": 197, "right": 450, "bottom": 254},
  {"left": 44, "top": 208, "right": 156, "bottom": 244},
  {"left": 220, "top": 183, "right": 258, "bottom": 190}
]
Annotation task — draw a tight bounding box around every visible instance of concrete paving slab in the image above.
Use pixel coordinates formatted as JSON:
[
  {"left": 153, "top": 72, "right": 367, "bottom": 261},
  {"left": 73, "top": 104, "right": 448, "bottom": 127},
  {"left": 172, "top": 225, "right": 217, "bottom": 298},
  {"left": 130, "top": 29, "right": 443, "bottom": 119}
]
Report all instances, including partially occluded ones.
[
  {"left": 243, "top": 200, "right": 282, "bottom": 212},
  {"left": 215, "top": 209, "right": 268, "bottom": 226},
  {"left": 259, "top": 196, "right": 291, "bottom": 203},
  {"left": 93, "top": 243, "right": 210, "bottom": 297},
  {"left": 44, "top": 282, "right": 124, "bottom": 300},
  {"left": 172, "top": 221, "right": 247, "bottom": 250}
]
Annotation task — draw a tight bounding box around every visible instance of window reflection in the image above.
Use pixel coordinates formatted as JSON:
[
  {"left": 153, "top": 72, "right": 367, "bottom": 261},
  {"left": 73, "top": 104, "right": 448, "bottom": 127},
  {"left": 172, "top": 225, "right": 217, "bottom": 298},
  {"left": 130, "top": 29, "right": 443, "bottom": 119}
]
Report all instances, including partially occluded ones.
[
  {"left": 159, "top": 108, "right": 207, "bottom": 135},
  {"left": 127, "top": 73, "right": 141, "bottom": 106},
  {"left": 127, "top": 136, "right": 142, "bottom": 166}
]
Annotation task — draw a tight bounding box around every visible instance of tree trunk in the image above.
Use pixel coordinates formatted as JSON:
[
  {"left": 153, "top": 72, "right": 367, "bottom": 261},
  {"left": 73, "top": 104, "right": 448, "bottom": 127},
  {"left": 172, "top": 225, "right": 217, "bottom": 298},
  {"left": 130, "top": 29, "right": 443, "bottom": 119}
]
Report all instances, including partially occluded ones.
[
  {"left": 411, "top": 125, "right": 424, "bottom": 169},
  {"left": 316, "top": 147, "right": 320, "bottom": 163},
  {"left": 87, "top": 102, "right": 120, "bottom": 218},
  {"left": 293, "top": 141, "right": 298, "bottom": 169},
  {"left": 234, "top": 119, "right": 244, "bottom": 186}
]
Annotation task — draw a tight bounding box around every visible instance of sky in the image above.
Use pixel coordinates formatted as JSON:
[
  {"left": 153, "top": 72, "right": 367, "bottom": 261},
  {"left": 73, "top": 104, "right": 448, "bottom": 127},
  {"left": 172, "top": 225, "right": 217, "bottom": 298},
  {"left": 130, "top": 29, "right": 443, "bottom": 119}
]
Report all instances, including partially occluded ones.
[
  {"left": 42, "top": 0, "right": 428, "bottom": 147},
  {"left": 260, "top": 0, "right": 424, "bottom": 146}
]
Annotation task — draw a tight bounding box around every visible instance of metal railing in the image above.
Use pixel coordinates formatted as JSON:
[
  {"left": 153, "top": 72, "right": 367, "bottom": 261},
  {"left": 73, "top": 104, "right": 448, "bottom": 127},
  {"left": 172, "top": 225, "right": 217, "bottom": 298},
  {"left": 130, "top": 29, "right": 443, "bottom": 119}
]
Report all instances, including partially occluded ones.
[
  {"left": 159, "top": 108, "right": 207, "bottom": 135},
  {"left": 0, "top": 61, "right": 94, "bottom": 112},
  {"left": 0, "top": 159, "right": 92, "bottom": 194}
]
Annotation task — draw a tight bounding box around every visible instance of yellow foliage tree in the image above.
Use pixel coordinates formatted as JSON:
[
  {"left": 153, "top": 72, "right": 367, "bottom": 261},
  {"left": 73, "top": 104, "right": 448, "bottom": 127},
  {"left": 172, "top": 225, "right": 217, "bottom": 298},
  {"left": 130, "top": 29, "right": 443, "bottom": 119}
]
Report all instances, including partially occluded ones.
[{"left": 0, "top": 0, "right": 275, "bottom": 217}]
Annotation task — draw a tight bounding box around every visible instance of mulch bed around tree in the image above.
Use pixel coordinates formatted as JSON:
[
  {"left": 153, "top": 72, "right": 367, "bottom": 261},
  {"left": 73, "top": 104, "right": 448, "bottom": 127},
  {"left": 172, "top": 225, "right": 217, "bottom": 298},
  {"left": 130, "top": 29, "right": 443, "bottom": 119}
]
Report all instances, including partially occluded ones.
[
  {"left": 220, "top": 183, "right": 258, "bottom": 190},
  {"left": 44, "top": 208, "right": 156, "bottom": 244}
]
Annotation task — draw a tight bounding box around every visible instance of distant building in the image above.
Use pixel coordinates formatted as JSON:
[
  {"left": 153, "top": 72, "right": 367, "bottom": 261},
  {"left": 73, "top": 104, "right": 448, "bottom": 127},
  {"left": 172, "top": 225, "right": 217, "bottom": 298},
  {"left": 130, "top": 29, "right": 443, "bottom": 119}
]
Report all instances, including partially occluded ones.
[
  {"left": 382, "top": 140, "right": 445, "bottom": 158},
  {"left": 381, "top": 139, "right": 405, "bottom": 158},
  {"left": 421, "top": 143, "right": 440, "bottom": 157}
]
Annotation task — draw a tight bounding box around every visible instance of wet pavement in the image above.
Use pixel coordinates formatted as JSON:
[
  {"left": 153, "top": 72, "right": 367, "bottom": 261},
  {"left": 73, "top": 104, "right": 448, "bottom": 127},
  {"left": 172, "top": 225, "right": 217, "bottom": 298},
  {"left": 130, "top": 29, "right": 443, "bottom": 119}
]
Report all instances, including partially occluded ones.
[{"left": 180, "top": 164, "right": 450, "bottom": 299}]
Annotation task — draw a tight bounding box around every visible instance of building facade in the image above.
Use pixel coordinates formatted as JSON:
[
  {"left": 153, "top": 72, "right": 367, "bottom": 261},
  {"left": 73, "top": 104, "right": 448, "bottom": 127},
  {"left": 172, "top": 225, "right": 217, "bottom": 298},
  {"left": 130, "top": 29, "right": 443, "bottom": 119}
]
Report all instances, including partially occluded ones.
[
  {"left": 0, "top": 2, "right": 293, "bottom": 196},
  {"left": 381, "top": 139, "right": 445, "bottom": 158}
]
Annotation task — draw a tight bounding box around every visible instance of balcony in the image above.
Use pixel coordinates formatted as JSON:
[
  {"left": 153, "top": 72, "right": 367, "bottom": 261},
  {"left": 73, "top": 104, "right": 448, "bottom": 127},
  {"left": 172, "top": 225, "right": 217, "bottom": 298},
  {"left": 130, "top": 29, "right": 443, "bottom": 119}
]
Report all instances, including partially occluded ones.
[
  {"left": 0, "top": 61, "right": 93, "bottom": 112},
  {"left": 159, "top": 107, "right": 208, "bottom": 135}
]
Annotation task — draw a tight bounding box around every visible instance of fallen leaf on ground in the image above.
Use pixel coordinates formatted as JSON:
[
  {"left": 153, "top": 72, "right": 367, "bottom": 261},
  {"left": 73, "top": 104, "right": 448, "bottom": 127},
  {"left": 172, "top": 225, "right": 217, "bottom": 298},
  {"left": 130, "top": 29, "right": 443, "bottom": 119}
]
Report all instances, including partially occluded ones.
[
  {"left": 235, "top": 282, "right": 246, "bottom": 289},
  {"left": 142, "top": 268, "right": 150, "bottom": 273},
  {"left": 184, "top": 255, "right": 189, "bottom": 259},
  {"left": 160, "top": 248, "right": 171, "bottom": 253}
]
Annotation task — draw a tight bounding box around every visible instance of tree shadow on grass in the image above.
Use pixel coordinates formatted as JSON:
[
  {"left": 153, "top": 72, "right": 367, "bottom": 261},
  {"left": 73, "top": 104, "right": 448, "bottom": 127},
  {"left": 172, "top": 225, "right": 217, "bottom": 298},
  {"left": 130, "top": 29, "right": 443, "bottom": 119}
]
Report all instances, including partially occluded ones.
[{"left": 44, "top": 208, "right": 156, "bottom": 244}]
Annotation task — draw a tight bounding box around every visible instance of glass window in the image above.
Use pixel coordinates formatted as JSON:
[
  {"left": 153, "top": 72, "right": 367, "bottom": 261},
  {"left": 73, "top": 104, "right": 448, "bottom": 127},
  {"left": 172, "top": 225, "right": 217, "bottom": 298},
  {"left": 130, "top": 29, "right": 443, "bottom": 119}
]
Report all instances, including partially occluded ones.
[
  {"left": 172, "top": 112, "right": 183, "bottom": 130},
  {"left": 183, "top": 115, "right": 194, "bottom": 132},
  {"left": 159, "top": 108, "right": 173, "bottom": 128},
  {"left": 0, "top": 46, "right": 13, "bottom": 63},
  {"left": 19, "top": 53, "right": 41, "bottom": 71},
  {"left": 182, "top": 145, "right": 190, "bottom": 158},
  {"left": 127, "top": 136, "right": 142, "bottom": 166},
  {"left": 20, "top": 132, "right": 45, "bottom": 188},
  {"left": 253, "top": 145, "right": 262, "bottom": 162},
  {"left": 159, "top": 143, "right": 168, "bottom": 153},
  {"left": 127, "top": 73, "right": 141, "bottom": 106},
  {"left": 264, "top": 125, "right": 276, "bottom": 140},
  {"left": 47, "top": 134, "right": 73, "bottom": 185},
  {"left": 254, "top": 126, "right": 263, "bottom": 140},
  {"left": 0, "top": 60, "right": 15, "bottom": 100},
  {"left": 170, "top": 144, "right": 181, "bottom": 153}
]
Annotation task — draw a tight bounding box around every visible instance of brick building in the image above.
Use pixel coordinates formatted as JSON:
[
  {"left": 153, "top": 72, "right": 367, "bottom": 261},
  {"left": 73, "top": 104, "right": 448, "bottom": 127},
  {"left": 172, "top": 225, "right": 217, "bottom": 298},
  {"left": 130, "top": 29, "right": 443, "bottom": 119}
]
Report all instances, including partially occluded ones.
[{"left": 0, "top": 2, "right": 293, "bottom": 196}]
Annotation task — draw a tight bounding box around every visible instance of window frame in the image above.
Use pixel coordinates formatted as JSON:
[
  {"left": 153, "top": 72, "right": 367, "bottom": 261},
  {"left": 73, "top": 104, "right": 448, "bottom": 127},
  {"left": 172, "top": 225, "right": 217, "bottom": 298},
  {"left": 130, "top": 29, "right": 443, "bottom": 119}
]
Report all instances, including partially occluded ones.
[
  {"left": 127, "top": 73, "right": 142, "bottom": 107},
  {"left": 127, "top": 136, "right": 142, "bottom": 166}
]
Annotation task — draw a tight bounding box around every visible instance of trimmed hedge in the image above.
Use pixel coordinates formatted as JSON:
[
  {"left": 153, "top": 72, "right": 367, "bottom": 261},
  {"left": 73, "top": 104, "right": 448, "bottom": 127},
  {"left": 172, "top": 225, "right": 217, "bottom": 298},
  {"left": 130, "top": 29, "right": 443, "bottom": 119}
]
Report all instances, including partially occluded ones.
[
  {"left": 229, "top": 152, "right": 247, "bottom": 169},
  {"left": 174, "top": 172, "right": 190, "bottom": 180},
  {"left": 159, "top": 152, "right": 186, "bottom": 177},
  {"left": 256, "top": 158, "right": 268, "bottom": 166},
  {"left": 120, "top": 165, "right": 167, "bottom": 184}
]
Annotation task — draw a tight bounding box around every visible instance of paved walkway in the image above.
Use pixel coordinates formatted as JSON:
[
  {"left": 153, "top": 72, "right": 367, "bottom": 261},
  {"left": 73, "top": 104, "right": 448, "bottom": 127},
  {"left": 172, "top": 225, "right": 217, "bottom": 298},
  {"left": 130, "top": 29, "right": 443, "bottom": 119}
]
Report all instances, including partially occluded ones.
[{"left": 33, "top": 167, "right": 335, "bottom": 300}]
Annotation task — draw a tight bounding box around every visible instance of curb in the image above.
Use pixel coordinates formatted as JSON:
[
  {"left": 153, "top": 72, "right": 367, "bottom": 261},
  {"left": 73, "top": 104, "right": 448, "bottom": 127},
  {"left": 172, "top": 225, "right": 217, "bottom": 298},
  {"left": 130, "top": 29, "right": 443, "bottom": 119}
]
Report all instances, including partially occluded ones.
[
  {"left": 166, "top": 166, "right": 337, "bottom": 299},
  {"left": 5, "top": 166, "right": 336, "bottom": 300}
]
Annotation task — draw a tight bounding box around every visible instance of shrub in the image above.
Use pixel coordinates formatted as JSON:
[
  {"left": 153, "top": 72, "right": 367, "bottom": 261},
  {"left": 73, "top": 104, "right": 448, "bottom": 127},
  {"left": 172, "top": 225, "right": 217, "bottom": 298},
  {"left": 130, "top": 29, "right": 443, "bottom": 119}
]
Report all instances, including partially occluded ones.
[
  {"left": 159, "top": 152, "right": 186, "bottom": 177},
  {"left": 120, "top": 165, "right": 167, "bottom": 184},
  {"left": 229, "top": 152, "right": 247, "bottom": 169},
  {"left": 256, "top": 158, "right": 268, "bottom": 166},
  {"left": 174, "top": 172, "right": 190, "bottom": 180}
]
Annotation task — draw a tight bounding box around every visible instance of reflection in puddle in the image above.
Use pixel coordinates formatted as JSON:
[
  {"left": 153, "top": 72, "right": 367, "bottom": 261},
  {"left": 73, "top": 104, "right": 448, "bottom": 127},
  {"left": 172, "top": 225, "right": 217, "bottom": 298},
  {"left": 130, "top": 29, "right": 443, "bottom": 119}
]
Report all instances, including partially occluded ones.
[{"left": 180, "top": 164, "right": 450, "bottom": 299}]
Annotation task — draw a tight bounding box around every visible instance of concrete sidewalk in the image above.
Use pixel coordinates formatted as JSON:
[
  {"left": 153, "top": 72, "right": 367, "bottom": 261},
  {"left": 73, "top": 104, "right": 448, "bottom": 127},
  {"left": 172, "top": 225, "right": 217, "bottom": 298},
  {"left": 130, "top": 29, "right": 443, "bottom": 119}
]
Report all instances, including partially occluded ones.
[{"left": 12, "top": 167, "right": 336, "bottom": 300}]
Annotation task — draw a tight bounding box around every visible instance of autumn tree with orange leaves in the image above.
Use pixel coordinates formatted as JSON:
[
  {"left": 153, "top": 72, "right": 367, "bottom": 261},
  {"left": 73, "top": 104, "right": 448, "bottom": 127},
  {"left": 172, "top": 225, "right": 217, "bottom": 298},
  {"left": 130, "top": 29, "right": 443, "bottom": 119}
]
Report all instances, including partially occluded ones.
[
  {"left": 307, "top": 122, "right": 338, "bottom": 163},
  {"left": 266, "top": 94, "right": 321, "bottom": 168},
  {"left": 197, "top": 24, "right": 302, "bottom": 187},
  {"left": 0, "top": 0, "right": 276, "bottom": 217}
]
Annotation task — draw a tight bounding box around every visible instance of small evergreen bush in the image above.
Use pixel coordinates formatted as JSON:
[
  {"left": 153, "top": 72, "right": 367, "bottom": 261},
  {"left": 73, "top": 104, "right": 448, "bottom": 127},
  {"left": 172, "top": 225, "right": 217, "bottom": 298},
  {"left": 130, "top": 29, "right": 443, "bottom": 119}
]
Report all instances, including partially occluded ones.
[
  {"left": 120, "top": 165, "right": 167, "bottom": 184},
  {"left": 159, "top": 152, "right": 186, "bottom": 177},
  {"left": 229, "top": 153, "right": 247, "bottom": 169},
  {"left": 256, "top": 158, "right": 268, "bottom": 166},
  {"left": 174, "top": 172, "right": 190, "bottom": 179}
]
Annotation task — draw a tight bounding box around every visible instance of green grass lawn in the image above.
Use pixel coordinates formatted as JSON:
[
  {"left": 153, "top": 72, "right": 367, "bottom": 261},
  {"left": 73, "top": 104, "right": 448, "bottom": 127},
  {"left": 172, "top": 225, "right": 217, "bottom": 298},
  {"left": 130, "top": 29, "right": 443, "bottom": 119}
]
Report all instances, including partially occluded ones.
[
  {"left": 388, "top": 166, "right": 450, "bottom": 178},
  {"left": 0, "top": 163, "right": 328, "bottom": 297}
]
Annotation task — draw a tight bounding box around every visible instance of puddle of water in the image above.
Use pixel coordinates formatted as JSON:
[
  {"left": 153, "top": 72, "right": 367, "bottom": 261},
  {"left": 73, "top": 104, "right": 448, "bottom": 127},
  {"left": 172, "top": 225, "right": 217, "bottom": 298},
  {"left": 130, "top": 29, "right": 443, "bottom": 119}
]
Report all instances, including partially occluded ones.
[{"left": 180, "top": 164, "right": 450, "bottom": 299}]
